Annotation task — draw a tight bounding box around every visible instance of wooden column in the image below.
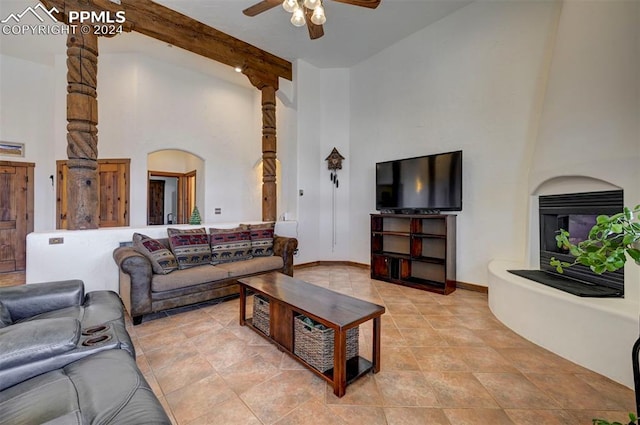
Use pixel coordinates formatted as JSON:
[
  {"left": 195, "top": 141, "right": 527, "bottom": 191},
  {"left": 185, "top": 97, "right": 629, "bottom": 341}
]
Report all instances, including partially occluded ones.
[
  {"left": 246, "top": 72, "right": 279, "bottom": 222},
  {"left": 66, "top": 32, "right": 99, "bottom": 229}
]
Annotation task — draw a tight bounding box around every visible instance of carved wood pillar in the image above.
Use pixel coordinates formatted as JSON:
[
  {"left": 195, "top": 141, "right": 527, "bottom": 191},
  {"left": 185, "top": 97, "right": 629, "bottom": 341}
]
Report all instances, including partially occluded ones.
[
  {"left": 66, "top": 32, "right": 99, "bottom": 229},
  {"left": 245, "top": 72, "right": 279, "bottom": 222}
]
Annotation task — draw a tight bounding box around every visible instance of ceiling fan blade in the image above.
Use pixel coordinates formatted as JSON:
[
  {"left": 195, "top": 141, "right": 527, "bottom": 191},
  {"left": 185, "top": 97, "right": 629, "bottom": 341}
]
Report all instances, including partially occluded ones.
[
  {"left": 331, "top": 0, "right": 381, "bottom": 9},
  {"left": 243, "top": 0, "right": 282, "bottom": 17},
  {"left": 304, "top": 7, "right": 325, "bottom": 39}
]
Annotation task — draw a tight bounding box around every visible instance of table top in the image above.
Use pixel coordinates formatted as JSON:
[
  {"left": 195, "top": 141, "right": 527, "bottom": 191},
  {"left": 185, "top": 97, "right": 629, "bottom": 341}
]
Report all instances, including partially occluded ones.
[{"left": 238, "top": 272, "right": 385, "bottom": 329}]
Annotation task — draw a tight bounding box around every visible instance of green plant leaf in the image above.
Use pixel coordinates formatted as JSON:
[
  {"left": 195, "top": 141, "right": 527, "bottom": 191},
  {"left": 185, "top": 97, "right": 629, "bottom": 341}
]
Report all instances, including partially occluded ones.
[{"left": 628, "top": 248, "right": 640, "bottom": 263}]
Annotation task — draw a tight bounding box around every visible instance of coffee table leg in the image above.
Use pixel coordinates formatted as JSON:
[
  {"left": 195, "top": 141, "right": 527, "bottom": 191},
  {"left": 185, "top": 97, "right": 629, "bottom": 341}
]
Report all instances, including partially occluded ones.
[
  {"left": 372, "top": 316, "right": 381, "bottom": 373},
  {"left": 239, "top": 285, "right": 246, "bottom": 326},
  {"left": 333, "top": 328, "right": 347, "bottom": 397}
]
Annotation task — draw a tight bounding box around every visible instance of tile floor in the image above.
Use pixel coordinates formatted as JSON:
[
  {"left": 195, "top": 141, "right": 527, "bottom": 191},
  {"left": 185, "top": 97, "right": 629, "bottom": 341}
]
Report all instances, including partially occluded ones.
[{"left": 125, "top": 265, "right": 636, "bottom": 425}]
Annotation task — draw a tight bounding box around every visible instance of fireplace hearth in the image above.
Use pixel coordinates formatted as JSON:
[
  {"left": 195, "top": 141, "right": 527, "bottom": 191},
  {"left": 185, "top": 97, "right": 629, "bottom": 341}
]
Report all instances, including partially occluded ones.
[{"left": 509, "top": 189, "right": 624, "bottom": 297}]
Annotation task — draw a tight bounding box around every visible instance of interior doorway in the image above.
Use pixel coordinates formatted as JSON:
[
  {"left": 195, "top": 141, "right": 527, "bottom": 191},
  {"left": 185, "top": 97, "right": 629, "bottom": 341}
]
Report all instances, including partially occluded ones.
[
  {"left": 147, "top": 171, "right": 195, "bottom": 225},
  {"left": 147, "top": 150, "right": 203, "bottom": 225}
]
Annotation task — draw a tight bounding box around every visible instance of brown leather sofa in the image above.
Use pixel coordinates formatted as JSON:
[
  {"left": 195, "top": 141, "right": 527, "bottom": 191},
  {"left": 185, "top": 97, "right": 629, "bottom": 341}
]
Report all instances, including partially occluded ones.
[{"left": 113, "top": 235, "right": 298, "bottom": 324}]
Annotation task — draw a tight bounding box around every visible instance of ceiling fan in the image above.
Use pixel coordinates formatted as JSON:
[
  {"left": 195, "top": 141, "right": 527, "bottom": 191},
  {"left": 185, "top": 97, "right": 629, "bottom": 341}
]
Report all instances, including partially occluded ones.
[{"left": 243, "top": 0, "right": 381, "bottom": 40}]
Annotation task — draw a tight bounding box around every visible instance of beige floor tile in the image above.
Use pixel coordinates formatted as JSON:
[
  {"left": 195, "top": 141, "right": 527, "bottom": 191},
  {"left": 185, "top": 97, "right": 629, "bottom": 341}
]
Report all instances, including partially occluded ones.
[
  {"left": 275, "top": 399, "right": 346, "bottom": 425},
  {"left": 444, "top": 408, "right": 515, "bottom": 424},
  {"left": 384, "top": 407, "right": 450, "bottom": 425},
  {"left": 218, "top": 353, "right": 281, "bottom": 395},
  {"left": 155, "top": 354, "right": 217, "bottom": 395},
  {"left": 185, "top": 395, "right": 261, "bottom": 425},
  {"left": 145, "top": 339, "right": 201, "bottom": 370},
  {"left": 473, "top": 372, "right": 560, "bottom": 409},
  {"left": 398, "top": 327, "right": 449, "bottom": 347},
  {"left": 424, "top": 372, "right": 499, "bottom": 408},
  {"left": 165, "top": 375, "right": 236, "bottom": 425},
  {"left": 138, "top": 327, "right": 189, "bottom": 352},
  {"left": 458, "top": 346, "right": 518, "bottom": 373},
  {"left": 411, "top": 346, "right": 470, "bottom": 372},
  {"left": 240, "top": 370, "right": 325, "bottom": 424},
  {"left": 504, "top": 409, "right": 577, "bottom": 425},
  {"left": 381, "top": 345, "right": 421, "bottom": 371},
  {"left": 374, "top": 370, "right": 440, "bottom": 407},
  {"left": 525, "top": 373, "right": 629, "bottom": 410},
  {"left": 325, "top": 373, "right": 384, "bottom": 406},
  {"left": 328, "top": 405, "right": 387, "bottom": 425}
]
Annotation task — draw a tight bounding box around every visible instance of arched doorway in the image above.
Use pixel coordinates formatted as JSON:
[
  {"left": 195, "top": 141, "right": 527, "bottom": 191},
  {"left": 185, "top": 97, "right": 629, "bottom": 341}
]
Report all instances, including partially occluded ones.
[{"left": 147, "top": 150, "right": 203, "bottom": 225}]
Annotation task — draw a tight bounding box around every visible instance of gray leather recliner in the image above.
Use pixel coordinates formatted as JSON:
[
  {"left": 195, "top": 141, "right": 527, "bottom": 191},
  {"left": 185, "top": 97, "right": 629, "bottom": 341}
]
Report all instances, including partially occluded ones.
[
  {"left": 0, "top": 279, "right": 135, "bottom": 391},
  {"left": 0, "top": 280, "right": 171, "bottom": 424}
]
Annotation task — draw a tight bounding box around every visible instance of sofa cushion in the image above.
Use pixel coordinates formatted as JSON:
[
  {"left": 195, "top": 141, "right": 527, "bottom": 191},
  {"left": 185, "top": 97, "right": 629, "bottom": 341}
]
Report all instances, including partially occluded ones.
[
  {"left": 151, "top": 265, "right": 230, "bottom": 292},
  {"left": 167, "top": 228, "right": 212, "bottom": 269},
  {"left": 246, "top": 222, "right": 275, "bottom": 257},
  {"left": 0, "top": 317, "right": 80, "bottom": 371},
  {"left": 210, "top": 226, "right": 253, "bottom": 265},
  {"left": 0, "top": 350, "right": 171, "bottom": 425},
  {"left": 215, "top": 256, "right": 284, "bottom": 278},
  {"left": 133, "top": 233, "right": 178, "bottom": 274}
]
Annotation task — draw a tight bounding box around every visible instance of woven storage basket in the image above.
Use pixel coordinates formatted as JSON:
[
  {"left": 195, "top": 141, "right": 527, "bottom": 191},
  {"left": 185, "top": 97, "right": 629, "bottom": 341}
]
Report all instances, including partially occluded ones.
[
  {"left": 293, "top": 315, "right": 359, "bottom": 373},
  {"left": 252, "top": 294, "right": 270, "bottom": 335}
]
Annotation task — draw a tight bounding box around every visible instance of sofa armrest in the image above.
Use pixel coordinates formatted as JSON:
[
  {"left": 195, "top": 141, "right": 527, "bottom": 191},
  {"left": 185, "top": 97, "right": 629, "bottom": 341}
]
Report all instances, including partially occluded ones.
[
  {"left": 273, "top": 235, "right": 298, "bottom": 277},
  {"left": 0, "top": 317, "right": 80, "bottom": 390},
  {"left": 113, "top": 247, "right": 153, "bottom": 323},
  {"left": 0, "top": 280, "right": 84, "bottom": 323}
]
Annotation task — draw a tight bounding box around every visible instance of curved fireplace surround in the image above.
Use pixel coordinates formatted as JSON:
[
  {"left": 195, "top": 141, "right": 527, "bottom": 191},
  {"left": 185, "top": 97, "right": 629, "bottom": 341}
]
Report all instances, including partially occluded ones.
[
  {"left": 489, "top": 186, "right": 638, "bottom": 388},
  {"left": 510, "top": 190, "right": 624, "bottom": 297}
]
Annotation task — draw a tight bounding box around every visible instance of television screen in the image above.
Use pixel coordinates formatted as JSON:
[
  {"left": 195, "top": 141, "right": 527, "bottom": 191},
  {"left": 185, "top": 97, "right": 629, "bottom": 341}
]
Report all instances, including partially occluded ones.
[{"left": 376, "top": 150, "right": 462, "bottom": 212}]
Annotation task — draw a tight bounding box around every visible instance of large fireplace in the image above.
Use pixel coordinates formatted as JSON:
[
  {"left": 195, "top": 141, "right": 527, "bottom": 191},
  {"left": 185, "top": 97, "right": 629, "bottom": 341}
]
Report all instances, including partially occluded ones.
[{"left": 509, "top": 189, "right": 624, "bottom": 297}]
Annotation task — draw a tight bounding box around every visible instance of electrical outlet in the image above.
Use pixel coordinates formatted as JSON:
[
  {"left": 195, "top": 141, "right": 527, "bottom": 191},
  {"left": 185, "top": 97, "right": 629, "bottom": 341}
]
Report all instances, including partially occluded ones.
[
  {"left": 214, "top": 208, "right": 221, "bottom": 215},
  {"left": 49, "top": 237, "right": 64, "bottom": 245}
]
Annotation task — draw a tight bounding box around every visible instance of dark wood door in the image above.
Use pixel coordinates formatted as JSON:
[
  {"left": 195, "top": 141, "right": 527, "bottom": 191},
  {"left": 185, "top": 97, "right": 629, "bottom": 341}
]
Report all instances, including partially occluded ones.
[
  {"left": 148, "top": 180, "right": 165, "bottom": 225},
  {"left": 0, "top": 161, "right": 34, "bottom": 272}
]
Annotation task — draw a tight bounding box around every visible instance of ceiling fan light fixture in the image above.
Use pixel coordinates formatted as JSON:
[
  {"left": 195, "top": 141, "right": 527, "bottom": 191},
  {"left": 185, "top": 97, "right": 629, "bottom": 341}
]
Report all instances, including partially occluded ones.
[
  {"left": 303, "top": 0, "right": 321, "bottom": 10},
  {"left": 282, "top": 0, "right": 297, "bottom": 13},
  {"left": 311, "top": 4, "right": 326, "bottom": 25},
  {"left": 290, "top": 6, "right": 306, "bottom": 27}
]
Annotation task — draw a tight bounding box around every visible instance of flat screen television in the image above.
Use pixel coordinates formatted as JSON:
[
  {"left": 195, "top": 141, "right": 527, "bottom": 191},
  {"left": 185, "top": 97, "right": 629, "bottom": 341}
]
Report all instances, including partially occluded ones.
[{"left": 376, "top": 150, "right": 462, "bottom": 213}]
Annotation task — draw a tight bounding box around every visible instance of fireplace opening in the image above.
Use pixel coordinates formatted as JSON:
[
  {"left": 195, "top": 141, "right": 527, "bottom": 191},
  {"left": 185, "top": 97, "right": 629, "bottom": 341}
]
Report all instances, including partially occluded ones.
[{"left": 509, "top": 189, "right": 624, "bottom": 298}]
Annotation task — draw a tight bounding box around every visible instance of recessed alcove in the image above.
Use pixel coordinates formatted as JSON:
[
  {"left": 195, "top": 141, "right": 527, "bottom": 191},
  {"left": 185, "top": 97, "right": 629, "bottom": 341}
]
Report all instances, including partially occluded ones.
[{"left": 489, "top": 176, "right": 639, "bottom": 388}]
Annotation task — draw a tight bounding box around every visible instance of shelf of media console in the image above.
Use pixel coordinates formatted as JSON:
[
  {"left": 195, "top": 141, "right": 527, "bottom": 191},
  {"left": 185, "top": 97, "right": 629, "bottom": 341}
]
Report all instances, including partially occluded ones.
[{"left": 372, "top": 251, "right": 446, "bottom": 265}]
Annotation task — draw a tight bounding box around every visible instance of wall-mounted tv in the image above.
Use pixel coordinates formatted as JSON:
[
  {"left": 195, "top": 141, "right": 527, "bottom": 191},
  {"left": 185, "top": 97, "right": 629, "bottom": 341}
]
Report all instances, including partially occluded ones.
[{"left": 376, "top": 150, "right": 462, "bottom": 213}]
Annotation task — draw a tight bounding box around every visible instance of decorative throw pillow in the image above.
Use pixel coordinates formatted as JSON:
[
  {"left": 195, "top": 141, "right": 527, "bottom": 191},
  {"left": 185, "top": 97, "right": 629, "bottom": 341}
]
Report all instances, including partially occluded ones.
[
  {"left": 247, "top": 222, "right": 275, "bottom": 257},
  {"left": 132, "top": 233, "right": 178, "bottom": 275},
  {"left": 167, "top": 228, "right": 212, "bottom": 269},
  {"left": 209, "top": 226, "right": 253, "bottom": 265}
]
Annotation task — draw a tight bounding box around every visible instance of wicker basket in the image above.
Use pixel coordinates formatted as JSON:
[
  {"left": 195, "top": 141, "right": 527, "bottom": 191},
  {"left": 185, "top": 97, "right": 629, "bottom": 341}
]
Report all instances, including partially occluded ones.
[
  {"left": 293, "top": 315, "right": 359, "bottom": 373},
  {"left": 252, "top": 294, "right": 270, "bottom": 335}
]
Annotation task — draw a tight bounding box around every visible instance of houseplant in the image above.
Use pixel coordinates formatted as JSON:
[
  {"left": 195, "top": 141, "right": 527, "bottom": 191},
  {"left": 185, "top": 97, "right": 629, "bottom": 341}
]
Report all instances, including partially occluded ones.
[
  {"left": 550, "top": 204, "right": 640, "bottom": 425},
  {"left": 550, "top": 205, "right": 640, "bottom": 274}
]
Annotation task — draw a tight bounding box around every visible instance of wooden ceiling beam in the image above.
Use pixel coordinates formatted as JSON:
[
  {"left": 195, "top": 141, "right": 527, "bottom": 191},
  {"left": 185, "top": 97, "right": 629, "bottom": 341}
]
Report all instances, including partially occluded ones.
[{"left": 41, "top": 0, "right": 292, "bottom": 81}]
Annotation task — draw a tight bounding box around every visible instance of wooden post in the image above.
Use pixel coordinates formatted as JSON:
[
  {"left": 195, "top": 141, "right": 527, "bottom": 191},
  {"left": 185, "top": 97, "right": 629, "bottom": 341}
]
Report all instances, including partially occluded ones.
[
  {"left": 66, "top": 32, "right": 99, "bottom": 229},
  {"left": 245, "top": 72, "right": 279, "bottom": 222}
]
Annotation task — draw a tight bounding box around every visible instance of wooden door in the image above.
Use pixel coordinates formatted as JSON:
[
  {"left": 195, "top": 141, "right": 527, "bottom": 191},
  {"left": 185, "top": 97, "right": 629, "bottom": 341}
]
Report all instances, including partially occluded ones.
[
  {"left": 148, "top": 180, "right": 165, "bottom": 225},
  {"left": 184, "top": 170, "right": 196, "bottom": 224},
  {"left": 0, "top": 161, "right": 34, "bottom": 272},
  {"left": 98, "top": 160, "right": 130, "bottom": 227},
  {"left": 57, "top": 159, "right": 130, "bottom": 229}
]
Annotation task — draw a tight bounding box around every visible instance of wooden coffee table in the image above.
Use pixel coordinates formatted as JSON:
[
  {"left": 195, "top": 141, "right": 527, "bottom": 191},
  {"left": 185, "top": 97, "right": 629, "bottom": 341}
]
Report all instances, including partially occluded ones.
[{"left": 238, "top": 272, "right": 385, "bottom": 397}]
